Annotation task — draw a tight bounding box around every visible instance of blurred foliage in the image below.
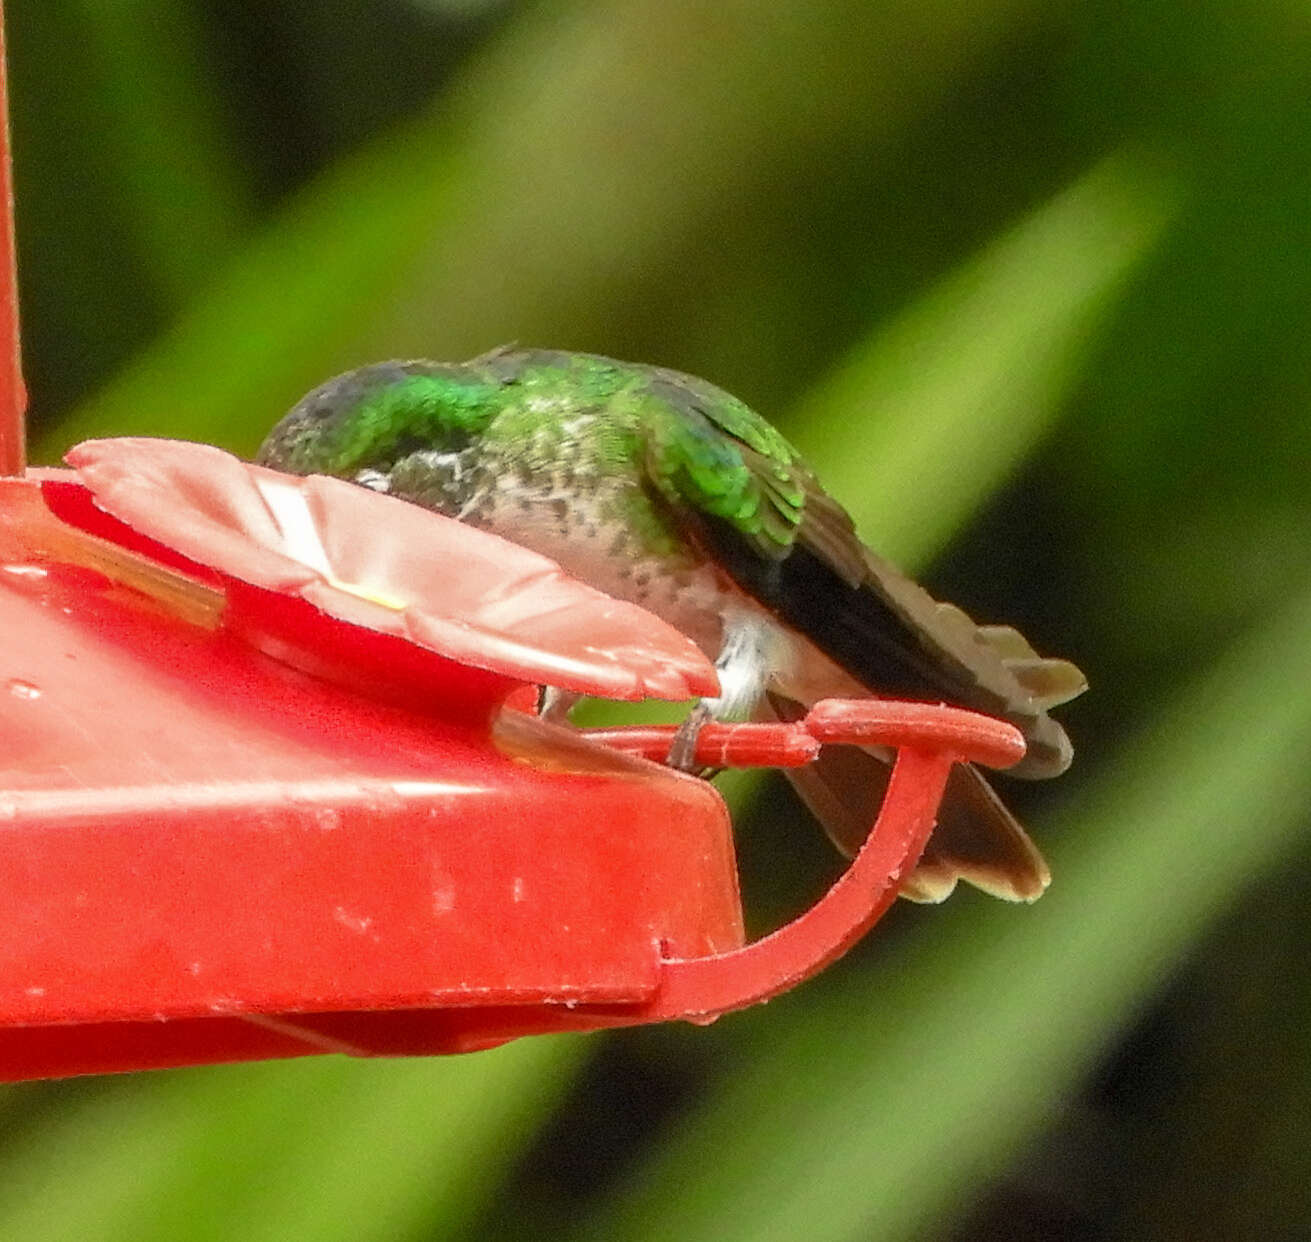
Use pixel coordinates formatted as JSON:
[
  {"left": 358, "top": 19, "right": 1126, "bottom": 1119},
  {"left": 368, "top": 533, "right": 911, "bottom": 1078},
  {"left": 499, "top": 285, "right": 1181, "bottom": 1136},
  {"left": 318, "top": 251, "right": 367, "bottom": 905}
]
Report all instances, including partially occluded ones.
[{"left": 7, "top": 0, "right": 1311, "bottom": 1239}]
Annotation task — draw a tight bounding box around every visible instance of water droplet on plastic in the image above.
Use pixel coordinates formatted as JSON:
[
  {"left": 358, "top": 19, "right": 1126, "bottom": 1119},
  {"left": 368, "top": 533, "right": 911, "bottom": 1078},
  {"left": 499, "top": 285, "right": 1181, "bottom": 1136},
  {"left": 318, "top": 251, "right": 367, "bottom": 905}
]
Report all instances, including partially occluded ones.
[
  {"left": 431, "top": 881, "right": 457, "bottom": 914},
  {"left": 7, "top": 679, "right": 41, "bottom": 701},
  {"left": 332, "top": 905, "right": 373, "bottom": 934}
]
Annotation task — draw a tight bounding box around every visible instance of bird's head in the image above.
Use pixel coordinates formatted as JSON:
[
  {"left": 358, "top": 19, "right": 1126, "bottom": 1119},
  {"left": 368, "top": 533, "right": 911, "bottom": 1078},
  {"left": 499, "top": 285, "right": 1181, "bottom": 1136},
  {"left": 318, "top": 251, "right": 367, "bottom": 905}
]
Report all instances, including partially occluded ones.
[{"left": 257, "top": 360, "right": 499, "bottom": 478}]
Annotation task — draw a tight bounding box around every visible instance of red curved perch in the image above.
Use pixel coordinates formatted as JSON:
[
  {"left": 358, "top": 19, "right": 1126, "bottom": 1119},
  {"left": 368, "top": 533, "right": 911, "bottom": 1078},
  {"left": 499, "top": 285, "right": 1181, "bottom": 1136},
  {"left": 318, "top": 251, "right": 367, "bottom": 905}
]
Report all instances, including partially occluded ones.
[
  {"left": 640, "top": 703, "right": 1023, "bottom": 1022},
  {"left": 582, "top": 700, "right": 1025, "bottom": 1022},
  {"left": 418, "top": 704, "right": 1023, "bottom": 1052}
]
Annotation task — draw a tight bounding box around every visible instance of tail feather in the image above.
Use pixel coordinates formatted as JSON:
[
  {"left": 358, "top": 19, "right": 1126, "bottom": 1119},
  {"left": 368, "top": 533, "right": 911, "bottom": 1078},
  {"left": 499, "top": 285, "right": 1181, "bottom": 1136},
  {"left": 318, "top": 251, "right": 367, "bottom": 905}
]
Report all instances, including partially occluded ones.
[
  {"left": 759, "top": 693, "right": 1051, "bottom": 903},
  {"left": 998, "top": 656, "right": 1087, "bottom": 711},
  {"left": 969, "top": 620, "right": 1035, "bottom": 659},
  {"left": 971, "top": 622, "right": 1088, "bottom": 710}
]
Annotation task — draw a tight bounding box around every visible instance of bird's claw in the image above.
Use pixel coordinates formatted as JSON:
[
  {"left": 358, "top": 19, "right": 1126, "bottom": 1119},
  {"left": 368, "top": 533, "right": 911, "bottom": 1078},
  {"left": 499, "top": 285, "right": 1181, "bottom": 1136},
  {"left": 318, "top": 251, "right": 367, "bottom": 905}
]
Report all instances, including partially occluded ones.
[
  {"left": 667, "top": 701, "right": 713, "bottom": 772},
  {"left": 538, "top": 686, "right": 582, "bottom": 724}
]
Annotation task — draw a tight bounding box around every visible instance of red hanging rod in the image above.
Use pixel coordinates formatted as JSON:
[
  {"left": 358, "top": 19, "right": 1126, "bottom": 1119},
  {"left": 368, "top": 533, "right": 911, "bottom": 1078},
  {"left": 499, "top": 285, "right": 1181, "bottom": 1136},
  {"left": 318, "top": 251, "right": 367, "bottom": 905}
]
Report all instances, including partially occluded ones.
[{"left": 0, "top": 1, "right": 24, "bottom": 477}]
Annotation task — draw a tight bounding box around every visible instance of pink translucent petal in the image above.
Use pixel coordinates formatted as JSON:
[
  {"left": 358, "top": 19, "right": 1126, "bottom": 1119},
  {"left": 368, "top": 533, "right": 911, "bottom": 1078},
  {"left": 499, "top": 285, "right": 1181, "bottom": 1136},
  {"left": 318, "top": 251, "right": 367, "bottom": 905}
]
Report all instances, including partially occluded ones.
[{"left": 65, "top": 438, "right": 720, "bottom": 701}]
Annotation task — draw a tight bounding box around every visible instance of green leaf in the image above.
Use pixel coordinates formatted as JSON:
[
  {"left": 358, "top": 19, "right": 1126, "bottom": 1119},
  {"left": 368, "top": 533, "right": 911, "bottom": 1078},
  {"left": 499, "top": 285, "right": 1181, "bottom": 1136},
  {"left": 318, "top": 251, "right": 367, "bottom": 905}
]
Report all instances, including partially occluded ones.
[
  {"left": 788, "top": 154, "right": 1177, "bottom": 567},
  {"left": 34, "top": 0, "right": 1055, "bottom": 463},
  {"left": 572, "top": 570, "right": 1311, "bottom": 1242},
  {"left": 0, "top": 1037, "right": 585, "bottom": 1242},
  {"left": 59, "top": 0, "right": 254, "bottom": 305}
]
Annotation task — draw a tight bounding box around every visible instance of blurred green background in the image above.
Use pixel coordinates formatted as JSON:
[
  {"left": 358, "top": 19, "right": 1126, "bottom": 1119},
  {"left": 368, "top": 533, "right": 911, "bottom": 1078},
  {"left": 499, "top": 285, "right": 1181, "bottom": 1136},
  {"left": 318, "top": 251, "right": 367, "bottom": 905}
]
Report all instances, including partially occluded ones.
[{"left": 8, "top": 1, "right": 1311, "bottom": 1238}]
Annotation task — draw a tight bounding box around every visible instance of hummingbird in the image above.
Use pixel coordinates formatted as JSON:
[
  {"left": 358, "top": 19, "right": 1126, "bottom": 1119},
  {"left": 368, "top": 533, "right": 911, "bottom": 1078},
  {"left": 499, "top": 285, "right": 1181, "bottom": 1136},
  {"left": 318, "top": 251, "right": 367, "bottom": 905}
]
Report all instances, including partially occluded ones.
[{"left": 258, "top": 347, "right": 1086, "bottom": 902}]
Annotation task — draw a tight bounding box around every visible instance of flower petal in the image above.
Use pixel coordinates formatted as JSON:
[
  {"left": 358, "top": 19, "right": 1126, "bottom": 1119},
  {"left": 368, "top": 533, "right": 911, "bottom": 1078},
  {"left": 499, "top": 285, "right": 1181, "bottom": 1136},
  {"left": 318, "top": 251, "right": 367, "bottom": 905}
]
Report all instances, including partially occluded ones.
[{"left": 65, "top": 438, "right": 720, "bottom": 701}]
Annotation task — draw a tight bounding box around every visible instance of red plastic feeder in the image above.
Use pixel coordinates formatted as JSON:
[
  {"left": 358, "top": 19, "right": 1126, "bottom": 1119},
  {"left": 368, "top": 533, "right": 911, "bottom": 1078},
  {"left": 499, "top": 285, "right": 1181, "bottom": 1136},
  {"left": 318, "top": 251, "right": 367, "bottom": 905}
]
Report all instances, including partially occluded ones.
[
  {"left": 0, "top": 440, "right": 1024, "bottom": 1079},
  {"left": 0, "top": 25, "right": 1025, "bottom": 1079}
]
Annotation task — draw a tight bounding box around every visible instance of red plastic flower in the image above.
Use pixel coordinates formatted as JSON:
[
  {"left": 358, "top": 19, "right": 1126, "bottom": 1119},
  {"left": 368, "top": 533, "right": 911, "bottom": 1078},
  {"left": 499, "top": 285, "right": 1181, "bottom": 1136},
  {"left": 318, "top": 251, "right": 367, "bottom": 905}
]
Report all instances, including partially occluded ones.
[{"left": 64, "top": 437, "right": 719, "bottom": 704}]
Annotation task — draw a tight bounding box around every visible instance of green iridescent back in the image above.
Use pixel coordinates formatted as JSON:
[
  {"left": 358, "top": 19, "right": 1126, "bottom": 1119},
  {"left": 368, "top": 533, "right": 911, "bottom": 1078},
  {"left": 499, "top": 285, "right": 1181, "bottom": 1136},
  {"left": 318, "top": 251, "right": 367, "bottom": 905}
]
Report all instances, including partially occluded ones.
[{"left": 258, "top": 348, "right": 828, "bottom": 567}]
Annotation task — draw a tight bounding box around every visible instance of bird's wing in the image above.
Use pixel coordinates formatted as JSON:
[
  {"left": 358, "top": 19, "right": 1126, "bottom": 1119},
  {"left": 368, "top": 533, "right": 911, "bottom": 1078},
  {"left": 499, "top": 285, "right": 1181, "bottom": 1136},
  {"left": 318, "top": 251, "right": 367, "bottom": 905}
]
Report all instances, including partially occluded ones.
[
  {"left": 638, "top": 368, "right": 823, "bottom": 566},
  {"left": 783, "top": 541, "right": 1086, "bottom": 777},
  {"left": 637, "top": 367, "right": 1085, "bottom": 774}
]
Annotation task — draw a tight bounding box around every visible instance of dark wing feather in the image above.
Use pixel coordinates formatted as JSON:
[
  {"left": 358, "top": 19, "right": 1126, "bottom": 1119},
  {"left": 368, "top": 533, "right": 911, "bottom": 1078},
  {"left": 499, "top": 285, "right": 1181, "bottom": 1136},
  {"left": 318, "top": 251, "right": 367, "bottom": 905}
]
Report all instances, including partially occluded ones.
[
  {"left": 695, "top": 510, "right": 1084, "bottom": 778},
  {"left": 632, "top": 360, "right": 1085, "bottom": 775}
]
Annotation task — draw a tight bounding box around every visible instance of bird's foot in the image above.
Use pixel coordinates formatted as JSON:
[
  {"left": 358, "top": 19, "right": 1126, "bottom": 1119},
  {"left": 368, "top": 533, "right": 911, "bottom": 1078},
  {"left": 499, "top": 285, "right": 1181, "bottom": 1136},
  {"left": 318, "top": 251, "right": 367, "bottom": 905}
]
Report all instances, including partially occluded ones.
[
  {"left": 537, "top": 686, "right": 582, "bottom": 724},
  {"left": 667, "top": 701, "right": 714, "bottom": 772}
]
